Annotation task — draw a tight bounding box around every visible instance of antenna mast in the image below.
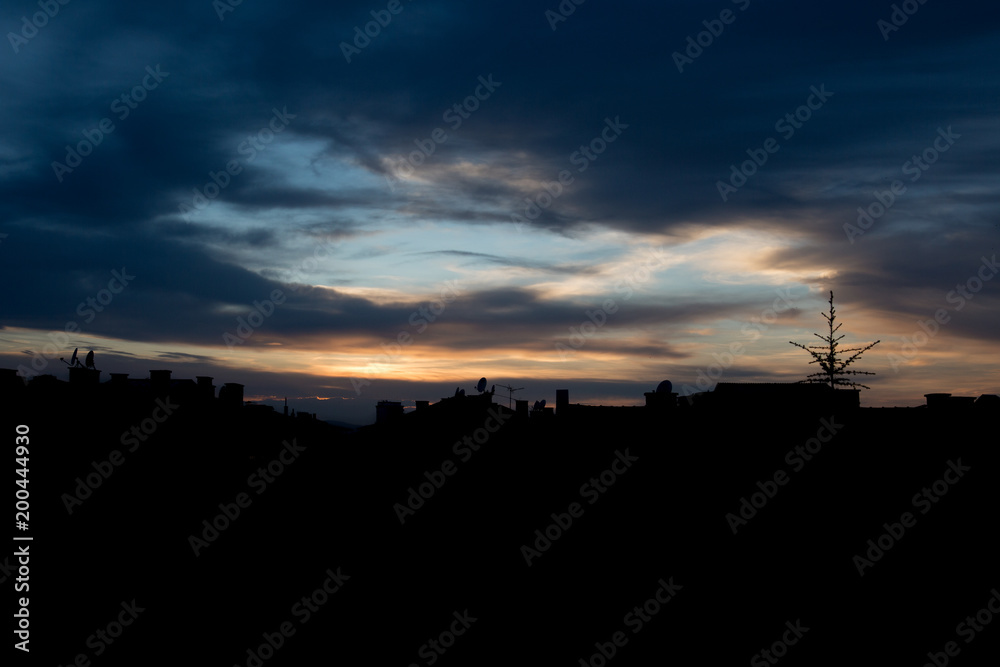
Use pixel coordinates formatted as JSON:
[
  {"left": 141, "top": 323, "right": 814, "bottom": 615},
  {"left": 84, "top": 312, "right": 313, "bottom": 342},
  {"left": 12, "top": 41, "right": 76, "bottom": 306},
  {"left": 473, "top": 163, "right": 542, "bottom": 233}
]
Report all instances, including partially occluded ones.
[{"left": 496, "top": 384, "right": 524, "bottom": 410}]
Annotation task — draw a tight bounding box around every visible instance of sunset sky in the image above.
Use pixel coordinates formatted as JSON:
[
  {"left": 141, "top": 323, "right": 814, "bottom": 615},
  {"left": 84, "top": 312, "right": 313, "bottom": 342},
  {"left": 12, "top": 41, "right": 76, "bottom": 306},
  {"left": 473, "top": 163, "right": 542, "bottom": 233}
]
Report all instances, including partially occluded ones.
[{"left": 2, "top": 0, "right": 998, "bottom": 424}]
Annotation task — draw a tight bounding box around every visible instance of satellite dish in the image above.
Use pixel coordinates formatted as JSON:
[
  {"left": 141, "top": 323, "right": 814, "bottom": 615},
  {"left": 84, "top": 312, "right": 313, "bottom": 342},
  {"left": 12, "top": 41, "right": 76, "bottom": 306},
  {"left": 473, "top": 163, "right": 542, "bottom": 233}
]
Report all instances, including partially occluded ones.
[
  {"left": 61, "top": 347, "right": 80, "bottom": 368},
  {"left": 477, "top": 377, "right": 487, "bottom": 393},
  {"left": 539, "top": 399, "right": 546, "bottom": 409},
  {"left": 61, "top": 347, "right": 92, "bottom": 369},
  {"left": 656, "top": 380, "right": 673, "bottom": 394}
]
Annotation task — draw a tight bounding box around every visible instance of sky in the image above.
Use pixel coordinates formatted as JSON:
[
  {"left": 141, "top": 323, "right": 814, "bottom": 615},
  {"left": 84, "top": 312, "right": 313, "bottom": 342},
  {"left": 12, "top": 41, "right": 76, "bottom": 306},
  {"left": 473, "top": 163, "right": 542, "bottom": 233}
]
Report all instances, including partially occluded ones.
[{"left": 1, "top": 0, "right": 998, "bottom": 425}]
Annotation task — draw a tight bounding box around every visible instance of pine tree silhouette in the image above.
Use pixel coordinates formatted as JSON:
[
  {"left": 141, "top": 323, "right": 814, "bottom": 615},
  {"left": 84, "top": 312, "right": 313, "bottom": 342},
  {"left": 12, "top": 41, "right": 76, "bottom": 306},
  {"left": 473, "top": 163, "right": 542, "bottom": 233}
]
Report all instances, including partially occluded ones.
[{"left": 789, "top": 291, "right": 880, "bottom": 389}]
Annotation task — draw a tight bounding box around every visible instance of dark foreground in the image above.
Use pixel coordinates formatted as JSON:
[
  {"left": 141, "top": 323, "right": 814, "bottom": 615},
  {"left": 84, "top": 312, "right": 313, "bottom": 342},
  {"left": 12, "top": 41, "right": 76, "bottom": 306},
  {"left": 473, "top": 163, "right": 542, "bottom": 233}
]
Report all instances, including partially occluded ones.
[{"left": 5, "top": 390, "right": 998, "bottom": 665}]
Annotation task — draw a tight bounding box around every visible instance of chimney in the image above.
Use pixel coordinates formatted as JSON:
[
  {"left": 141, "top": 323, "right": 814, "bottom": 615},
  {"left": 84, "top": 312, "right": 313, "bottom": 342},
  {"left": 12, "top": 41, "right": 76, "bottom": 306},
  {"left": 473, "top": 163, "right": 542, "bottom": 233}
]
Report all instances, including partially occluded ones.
[
  {"left": 924, "top": 393, "right": 952, "bottom": 411},
  {"left": 556, "top": 389, "right": 569, "bottom": 415},
  {"left": 196, "top": 376, "right": 215, "bottom": 401}
]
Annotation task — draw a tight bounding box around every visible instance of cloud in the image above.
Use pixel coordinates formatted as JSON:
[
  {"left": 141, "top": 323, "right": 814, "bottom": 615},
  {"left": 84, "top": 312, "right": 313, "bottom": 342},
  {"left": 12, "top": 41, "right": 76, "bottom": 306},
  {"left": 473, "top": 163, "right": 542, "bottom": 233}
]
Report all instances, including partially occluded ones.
[{"left": 2, "top": 0, "right": 998, "bottom": 417}]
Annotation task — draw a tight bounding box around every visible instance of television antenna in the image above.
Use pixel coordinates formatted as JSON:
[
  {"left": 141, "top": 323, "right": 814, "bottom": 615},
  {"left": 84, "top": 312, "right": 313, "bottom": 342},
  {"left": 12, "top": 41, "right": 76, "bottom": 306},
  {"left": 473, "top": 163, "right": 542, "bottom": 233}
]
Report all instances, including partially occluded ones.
[{"left": 496, "top": 384, "right": 524, "bottom": 410}]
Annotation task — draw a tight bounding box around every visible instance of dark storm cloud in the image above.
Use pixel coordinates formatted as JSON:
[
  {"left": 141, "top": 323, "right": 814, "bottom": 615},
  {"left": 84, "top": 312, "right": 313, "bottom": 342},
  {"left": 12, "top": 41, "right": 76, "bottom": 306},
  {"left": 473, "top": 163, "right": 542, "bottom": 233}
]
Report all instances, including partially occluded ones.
[
  {"left": 4, "top": 0, "right": 997, "bottom": 239},
  {"left": 0, "top": 203, "right": 756, "bottom": 353},
  {"left": 156, "top": 220, "right": 278, "bottom": 247},
  {"left": 2, "top": 0, "right": 999, "bottom": 411}
]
